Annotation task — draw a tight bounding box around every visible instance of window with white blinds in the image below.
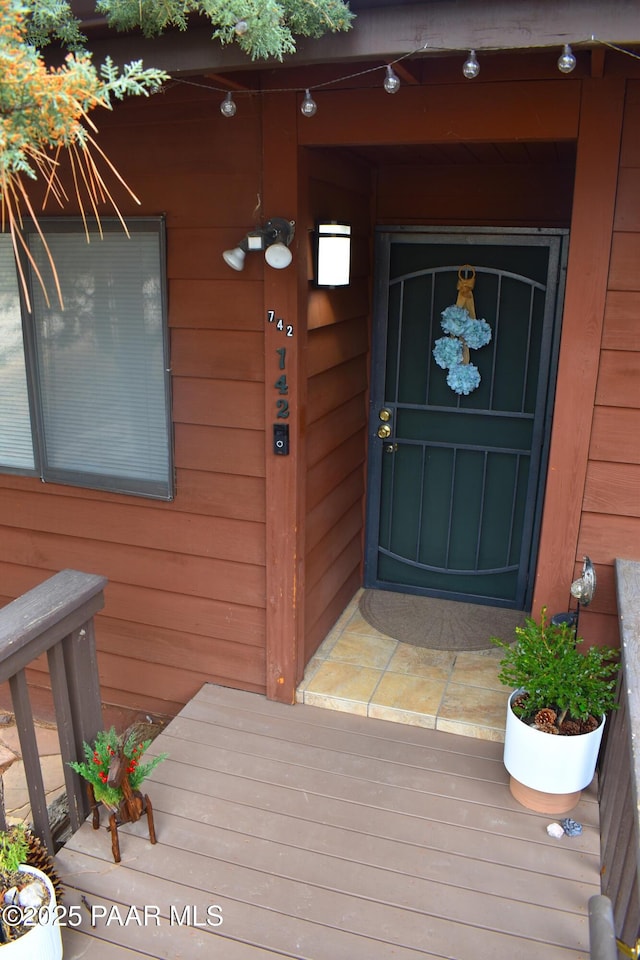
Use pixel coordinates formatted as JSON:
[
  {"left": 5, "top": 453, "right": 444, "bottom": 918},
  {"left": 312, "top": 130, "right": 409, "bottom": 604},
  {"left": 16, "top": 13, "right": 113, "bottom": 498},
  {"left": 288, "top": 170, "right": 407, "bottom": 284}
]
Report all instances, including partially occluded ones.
[
  {"left": 0, "top": 237, "right": 35, "bottom": 470},
  {"left": 0, "top": 218, "right": 173, "bottom": 499}
]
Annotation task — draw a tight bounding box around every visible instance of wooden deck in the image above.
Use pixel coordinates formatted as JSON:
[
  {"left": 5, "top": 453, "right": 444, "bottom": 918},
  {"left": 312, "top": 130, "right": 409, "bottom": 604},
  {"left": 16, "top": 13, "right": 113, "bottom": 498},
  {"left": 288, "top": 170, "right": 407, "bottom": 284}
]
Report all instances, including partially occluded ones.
[{"left": 56, "top": 684, "right": 600, "bottom": 959}]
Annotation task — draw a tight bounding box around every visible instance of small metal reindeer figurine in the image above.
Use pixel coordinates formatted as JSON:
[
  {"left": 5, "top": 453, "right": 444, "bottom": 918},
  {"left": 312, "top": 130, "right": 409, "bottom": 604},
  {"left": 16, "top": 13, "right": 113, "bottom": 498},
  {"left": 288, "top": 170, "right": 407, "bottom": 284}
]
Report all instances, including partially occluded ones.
[{"left": 87, "top": 742, "right": 157, "bottom": 864}]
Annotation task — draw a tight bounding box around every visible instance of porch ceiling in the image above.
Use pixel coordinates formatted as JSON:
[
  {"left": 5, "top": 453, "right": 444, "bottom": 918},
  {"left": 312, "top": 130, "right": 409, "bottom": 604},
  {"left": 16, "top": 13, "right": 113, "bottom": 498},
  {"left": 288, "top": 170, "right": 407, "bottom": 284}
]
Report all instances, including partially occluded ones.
[
  {"left": 73, "top": 1, "right": 640, "bottom": 76},
  {"left": 341, "top": 139, "right": 577, "bottom": 168}
]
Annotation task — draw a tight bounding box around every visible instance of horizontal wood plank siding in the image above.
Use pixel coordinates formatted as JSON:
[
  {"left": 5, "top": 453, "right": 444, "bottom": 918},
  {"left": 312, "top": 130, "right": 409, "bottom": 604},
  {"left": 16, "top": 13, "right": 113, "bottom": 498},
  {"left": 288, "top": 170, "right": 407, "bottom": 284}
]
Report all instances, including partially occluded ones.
[
  {"left": 169, "top": 279, "right": 264, "bottom": 330},
  {"left": 303, "top": 150, "right": 372, "bottom": 661},
  {"left": 580, "top": 79, "right": 640, "bottom": 646},
  {"left": 298, "top": 81, "right": 581, "bottom": 147},
  {"left": 602, "top": 290, "right": 640, "bottom": 349},
  {"left": 376, "top": 161, "right": 575, "bottom": 226},
  {"left": 589, "top": 407, "right": 640, "bottom": 464},
  {"left": 0, "top": 84, "right": 268, "bottom": 714}
]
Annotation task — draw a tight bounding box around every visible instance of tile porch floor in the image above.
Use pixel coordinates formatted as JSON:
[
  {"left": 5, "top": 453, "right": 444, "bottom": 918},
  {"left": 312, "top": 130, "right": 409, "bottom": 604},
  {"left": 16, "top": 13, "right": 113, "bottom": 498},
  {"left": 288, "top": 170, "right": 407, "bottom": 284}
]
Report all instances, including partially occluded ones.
[{"left": 296, "top": 590, "right": 508, "bottom": 741}]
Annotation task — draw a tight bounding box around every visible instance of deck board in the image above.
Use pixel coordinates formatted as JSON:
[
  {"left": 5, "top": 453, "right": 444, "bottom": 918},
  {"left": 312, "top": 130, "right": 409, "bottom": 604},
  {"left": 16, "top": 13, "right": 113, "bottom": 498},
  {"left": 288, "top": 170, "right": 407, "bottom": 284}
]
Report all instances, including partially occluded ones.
[{"left": 57, "top": 684, "right": 600, "bottom": 959}]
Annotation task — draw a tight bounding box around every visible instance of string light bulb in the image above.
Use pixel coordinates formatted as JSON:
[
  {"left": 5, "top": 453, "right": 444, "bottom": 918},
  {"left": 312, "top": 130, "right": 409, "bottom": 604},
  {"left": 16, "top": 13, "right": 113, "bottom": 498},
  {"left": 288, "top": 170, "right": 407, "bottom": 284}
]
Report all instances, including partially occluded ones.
[
  {"left": 234, "top": 20, "right": 248, "bottom": 35},
  {"left": 463, "top": 50, "right": 480, "bottom": 78},
  {"left": 383, "top": 65, "right": 401, "bottom": 94},
  {"left": 301, "top": 89, "right": 317, "bottom": 117},
  {"left": 220, "top": 92, "right": 237, "bottom": 117},
  {"left": 557, "top": 43, "right": 577, "bottom": 73}
]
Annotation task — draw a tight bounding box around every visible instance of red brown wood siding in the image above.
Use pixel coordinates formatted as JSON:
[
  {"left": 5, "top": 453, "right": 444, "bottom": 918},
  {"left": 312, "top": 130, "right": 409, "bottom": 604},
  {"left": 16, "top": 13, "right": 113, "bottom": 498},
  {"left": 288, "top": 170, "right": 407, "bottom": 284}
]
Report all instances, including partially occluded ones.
[
  {"left": 2, "top": 63, "right": 640, "bottom": 719},
  {"left": 0, "top": 84, "right": 268, "bottom": 717},
  {"left": 375, "top": 149, "right": 575, "bottom": 226},
  {"left": 529, "top": 79, "right": 626, "bottom": 640},
  {"left": 303, "top": 149, "right": 373, "bottom": 661},
  {"left": 579, "top": 80, "right": 640, "bottom": 647}
]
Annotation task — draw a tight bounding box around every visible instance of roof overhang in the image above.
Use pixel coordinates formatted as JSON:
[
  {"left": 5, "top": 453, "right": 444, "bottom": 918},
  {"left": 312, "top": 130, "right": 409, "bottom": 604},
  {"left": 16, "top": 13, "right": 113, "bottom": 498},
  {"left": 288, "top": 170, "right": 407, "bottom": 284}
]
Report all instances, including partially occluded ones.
[{"left": 73, "top": 0, "right": 640, "bottom": 76}]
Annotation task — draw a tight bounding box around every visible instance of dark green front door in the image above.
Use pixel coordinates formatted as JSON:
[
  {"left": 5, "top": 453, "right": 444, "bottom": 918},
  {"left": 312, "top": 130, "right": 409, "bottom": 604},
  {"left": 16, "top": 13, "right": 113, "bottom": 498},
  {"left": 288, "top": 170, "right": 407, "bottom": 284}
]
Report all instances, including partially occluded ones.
[{"left": 364, "top": 229, "right": 566, "bottom": 608}]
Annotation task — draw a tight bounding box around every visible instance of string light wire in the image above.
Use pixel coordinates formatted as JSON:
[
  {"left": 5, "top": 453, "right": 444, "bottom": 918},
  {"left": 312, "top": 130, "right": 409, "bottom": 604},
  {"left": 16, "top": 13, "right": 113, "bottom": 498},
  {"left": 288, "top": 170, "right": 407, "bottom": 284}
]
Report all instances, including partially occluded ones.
[
  {"left": 169, "top": 37, "right": 640, "bottom": 105},
  {"left": 594, "top": 37, "right": 640, "bottom": 61},
  {"left": 171, "top": 41, "right": 429, "bottom": 98}
]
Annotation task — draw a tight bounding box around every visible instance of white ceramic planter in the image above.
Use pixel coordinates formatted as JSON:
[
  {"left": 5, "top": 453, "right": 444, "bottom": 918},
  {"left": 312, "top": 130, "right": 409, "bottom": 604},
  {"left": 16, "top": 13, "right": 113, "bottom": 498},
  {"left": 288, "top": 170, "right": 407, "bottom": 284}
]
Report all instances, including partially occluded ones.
[
  {"left": 1, "top": 865, "right": 63, "bottom": 959},
  {"left": 503, "top": 690, "right": 605, "bottom": 795}
]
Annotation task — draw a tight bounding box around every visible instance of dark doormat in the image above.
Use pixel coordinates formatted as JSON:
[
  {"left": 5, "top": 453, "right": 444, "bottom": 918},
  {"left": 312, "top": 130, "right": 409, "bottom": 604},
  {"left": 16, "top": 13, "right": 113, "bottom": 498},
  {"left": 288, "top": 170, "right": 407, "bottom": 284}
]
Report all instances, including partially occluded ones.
[{"left": 359, "top": 589, "right": 527, "bottom": 651}]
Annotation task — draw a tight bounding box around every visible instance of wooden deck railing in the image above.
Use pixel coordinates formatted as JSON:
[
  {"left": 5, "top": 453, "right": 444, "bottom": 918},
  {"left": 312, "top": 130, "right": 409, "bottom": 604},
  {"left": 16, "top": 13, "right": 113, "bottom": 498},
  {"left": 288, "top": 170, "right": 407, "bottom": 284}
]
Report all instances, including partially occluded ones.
[
  {"left": 0, "top": 569, "right": 106, "bottom": 853},
  {"left": 596, "top": 558, "right": 640, "bottom": 958}
]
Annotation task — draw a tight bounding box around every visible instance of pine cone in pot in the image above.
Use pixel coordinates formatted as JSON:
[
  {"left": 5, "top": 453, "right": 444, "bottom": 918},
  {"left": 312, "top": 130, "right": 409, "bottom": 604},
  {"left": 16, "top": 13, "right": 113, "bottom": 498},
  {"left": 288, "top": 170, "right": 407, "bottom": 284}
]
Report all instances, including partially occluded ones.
[
  {"left": 535, "top": 721, "right": 559, "bottom": 735},
  {"left": 559, "top": 719, "right": 582, "bottom": 736},
  {"left": 24, "top": 829, "right": 63, "bottom": 903},
  {"left": 534, "top": 708, "right": 558, "bottom": 730},
  {"left": 580, "top": 715, "right": 600, "bottom": 734}
]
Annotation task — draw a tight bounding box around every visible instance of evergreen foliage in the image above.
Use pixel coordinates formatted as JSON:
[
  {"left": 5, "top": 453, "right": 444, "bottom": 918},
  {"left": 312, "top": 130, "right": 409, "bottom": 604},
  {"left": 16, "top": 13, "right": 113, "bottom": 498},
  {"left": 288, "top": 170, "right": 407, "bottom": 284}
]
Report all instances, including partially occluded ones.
[
  {"left": 69, "top": 726, "right": 168, "bottom": 807},
  {"left": 96, "top": 0, "right": 354, "bottom": 61},
  {"left": 1, "top": 0, "right": 353, "bottom": 304},
  {"left": 492, "top": 607, "right": 620, "bottom": 727},
  {"left": 0, "top": 0, "right": 168, "bottom": 306}
]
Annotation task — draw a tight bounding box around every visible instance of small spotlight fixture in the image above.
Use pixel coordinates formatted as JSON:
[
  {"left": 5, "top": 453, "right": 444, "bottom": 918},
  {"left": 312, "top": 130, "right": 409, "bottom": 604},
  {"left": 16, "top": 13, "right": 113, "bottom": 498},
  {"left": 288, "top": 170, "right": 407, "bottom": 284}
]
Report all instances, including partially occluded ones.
[
  {"left": 223, "top": 218, "right": 295, "bottom": 272},
  {"left": 315, "top": 222, "right": 351, "bottom": 288},
  {"left": 220, "top": 92, "right": 237, "bottom": 118},
  {"left": 557, "top": 43, "right": 577, "bottom": 73},
  {"left": 301, "top": 89, "right": 318, "bottom": 117},
  {"left": 463, "top": 49, "right": 480, "bottom": 79},
  {"left": 383, "top": 66, "right": 401, "bottom": 94}
]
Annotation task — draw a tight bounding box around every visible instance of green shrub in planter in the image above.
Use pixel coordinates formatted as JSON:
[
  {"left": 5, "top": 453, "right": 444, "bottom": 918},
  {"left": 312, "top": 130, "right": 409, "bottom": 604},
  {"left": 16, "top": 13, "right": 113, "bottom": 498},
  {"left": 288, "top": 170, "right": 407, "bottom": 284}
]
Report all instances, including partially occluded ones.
[{"left": 491, "top": 606, "right": 619, "bottom": 733}]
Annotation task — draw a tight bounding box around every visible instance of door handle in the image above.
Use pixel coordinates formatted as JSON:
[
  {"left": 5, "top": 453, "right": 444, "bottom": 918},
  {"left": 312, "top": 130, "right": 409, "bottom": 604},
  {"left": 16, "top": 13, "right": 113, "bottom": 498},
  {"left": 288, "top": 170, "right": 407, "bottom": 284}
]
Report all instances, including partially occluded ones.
[
  {"left": 377, "top": 423, "right": 392, "bottom": 439},
  {"left": 378, "top": 408, "right": 392, "bottom": 422}
]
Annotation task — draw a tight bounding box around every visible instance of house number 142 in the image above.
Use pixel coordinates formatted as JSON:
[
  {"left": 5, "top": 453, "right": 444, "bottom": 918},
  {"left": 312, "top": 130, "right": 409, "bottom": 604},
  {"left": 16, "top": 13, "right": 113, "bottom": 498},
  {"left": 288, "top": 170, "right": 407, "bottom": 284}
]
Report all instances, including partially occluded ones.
[{"left": 275, "top": 347, "right": 289, "bottom": 418}]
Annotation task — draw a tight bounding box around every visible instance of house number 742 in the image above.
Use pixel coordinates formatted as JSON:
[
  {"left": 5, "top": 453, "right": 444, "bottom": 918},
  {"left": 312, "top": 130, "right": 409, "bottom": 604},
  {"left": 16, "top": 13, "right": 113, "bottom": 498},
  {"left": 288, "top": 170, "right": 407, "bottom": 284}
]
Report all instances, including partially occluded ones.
[{"left": 267, "top": 310, "right": 293, "bottom": 337}]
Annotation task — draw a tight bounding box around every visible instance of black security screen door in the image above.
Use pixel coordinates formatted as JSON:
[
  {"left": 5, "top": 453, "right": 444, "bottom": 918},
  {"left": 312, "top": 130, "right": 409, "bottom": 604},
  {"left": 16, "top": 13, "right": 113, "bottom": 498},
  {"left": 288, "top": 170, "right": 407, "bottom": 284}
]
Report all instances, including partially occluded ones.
[{"left": 364, "top": 229, "right": 566, "bottom": 608}]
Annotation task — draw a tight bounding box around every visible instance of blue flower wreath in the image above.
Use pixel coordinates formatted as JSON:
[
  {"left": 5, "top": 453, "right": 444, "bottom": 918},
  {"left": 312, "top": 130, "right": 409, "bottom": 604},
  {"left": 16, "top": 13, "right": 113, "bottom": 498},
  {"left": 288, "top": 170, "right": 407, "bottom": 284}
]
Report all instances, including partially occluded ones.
[
  {"left": 432, "top": 305, "right": 492, "bottom": 396},
  {"left": 447, "top": 363, "right": 480, "bottom": 395}
]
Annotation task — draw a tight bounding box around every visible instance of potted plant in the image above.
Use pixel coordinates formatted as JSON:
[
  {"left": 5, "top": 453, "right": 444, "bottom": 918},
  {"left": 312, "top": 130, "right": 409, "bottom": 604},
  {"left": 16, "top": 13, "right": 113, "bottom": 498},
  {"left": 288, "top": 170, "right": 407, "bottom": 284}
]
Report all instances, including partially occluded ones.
[
  {"left": 0, "top": 824, "right": 63, "bottom": 957},
  {"left": 492, "top": 607, "right": 619, "bottom": 813}
]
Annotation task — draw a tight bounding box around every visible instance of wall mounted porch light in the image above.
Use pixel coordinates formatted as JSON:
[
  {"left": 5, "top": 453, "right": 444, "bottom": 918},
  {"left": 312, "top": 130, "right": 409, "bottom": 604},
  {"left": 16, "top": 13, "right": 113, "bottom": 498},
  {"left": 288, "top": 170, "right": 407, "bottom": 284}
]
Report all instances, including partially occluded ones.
[
  {"left": 223, "top": 218, "right": 295, "bottom": 271},
  {"left": 315, "top": 222, "right": 351, "bottom": 287}
]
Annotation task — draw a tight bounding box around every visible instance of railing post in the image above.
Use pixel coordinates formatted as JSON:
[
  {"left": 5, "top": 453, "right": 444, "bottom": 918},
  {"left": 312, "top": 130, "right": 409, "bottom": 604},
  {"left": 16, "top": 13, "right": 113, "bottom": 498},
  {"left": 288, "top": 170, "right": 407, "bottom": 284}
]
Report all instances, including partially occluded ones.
[
  {"left": 589, "top": 895, "right": 619, "bottom": 960},
  {"left": 62, "top": 621, "right": 104, "bottom": 822},
  {"left": 0, "top": 569, "right": 107, "bottom": 852},
  {"left": 598, "top": 559, "right": 640, "bottom": 950},
  {"left": 9, "top": 670, "right": 52, "bottom": 850}
]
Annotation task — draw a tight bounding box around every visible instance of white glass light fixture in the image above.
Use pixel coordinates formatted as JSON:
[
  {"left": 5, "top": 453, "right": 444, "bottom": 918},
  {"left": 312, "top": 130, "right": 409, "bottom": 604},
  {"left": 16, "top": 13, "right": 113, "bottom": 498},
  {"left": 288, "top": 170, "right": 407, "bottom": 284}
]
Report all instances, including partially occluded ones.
[
  {"left": 301, "top": 89, "right": 318, "bottom": 117},
  {"left": 315, "top": 222, "right": 351, "bottom": 287},
  {"left": 383, "top": 66, "right": 401, "bottom": 94},
  {"left": 222, "top": 245, "right": 246, "bottom": 271},
  {"left": 223, "top": 219, "right": 295, "bottom": 271},
  {"left": 463, "top": 50, "right": 480, "bottom": 79},
  {"left": 557, "top": 43, "right": 577, "bottom": 73}
]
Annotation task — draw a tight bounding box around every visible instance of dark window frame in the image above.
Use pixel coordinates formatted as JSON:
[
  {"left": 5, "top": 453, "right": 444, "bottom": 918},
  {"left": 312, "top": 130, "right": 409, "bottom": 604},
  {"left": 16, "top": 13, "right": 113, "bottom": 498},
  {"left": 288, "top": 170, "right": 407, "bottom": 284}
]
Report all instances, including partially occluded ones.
[{"left": 2, "top": 216, "right": 174, "bottom": 500}]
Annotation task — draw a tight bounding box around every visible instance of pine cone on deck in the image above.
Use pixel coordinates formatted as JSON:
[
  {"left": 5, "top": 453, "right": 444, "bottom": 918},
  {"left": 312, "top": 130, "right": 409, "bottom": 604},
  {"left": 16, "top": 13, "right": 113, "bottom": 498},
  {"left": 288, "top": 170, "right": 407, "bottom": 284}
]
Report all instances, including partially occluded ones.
[{"left": 534, "top": 708, "right": 558, "bottom": 729}]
